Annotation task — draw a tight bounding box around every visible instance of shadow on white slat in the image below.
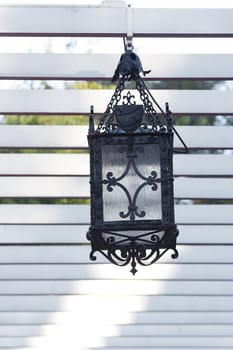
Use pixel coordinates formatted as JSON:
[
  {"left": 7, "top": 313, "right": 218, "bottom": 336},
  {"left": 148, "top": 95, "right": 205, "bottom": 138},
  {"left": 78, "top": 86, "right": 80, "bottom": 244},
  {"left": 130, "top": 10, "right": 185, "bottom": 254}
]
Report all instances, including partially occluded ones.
[
  {"left": 5, "top": 253, "right": 233, "bottom": 349},
  {"left": 18, "top": 264, "right": 175, "bottom": 349}
]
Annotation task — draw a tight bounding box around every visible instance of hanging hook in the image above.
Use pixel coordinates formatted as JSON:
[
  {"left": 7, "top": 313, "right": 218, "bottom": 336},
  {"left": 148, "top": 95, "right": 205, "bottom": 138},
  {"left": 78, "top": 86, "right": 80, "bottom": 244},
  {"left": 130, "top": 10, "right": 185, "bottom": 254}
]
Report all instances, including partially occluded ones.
[{"left": 125, "top": 4, "right": 133, "bottom": 51}]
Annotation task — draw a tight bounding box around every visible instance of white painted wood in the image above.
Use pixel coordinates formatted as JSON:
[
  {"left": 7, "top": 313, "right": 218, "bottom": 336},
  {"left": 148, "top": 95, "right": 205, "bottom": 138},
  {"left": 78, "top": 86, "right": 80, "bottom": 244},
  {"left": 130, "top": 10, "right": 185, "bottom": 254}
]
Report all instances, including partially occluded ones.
[
  {"left": 0, "top": 204, "right": 90, "bottom": 224},
  {"left": 0, "top": 126, "right": 231, "bottom": 149},
  {"left": 86, "top": 348, "right": 233, "bottom": 350},
  {"left": 0, "top": 154, "right": 232, "bottom": 176},
  {"left": 0, "top": 89, "right": 232, "bottom": 115},
  {"left": 0, "top": 5, "right": 126, "bottom": 36},
  {"left": 0, "top": 204, "right": 232, "bottom": 224},
  {"left": 0, "top": 176, "right": 90, "bottom": 198},
  {"left": 175, "top": 205, "right": 233, "bottom": 224},
  {"left": 1, "top": 280, "right": 233, "bottom": 296},
  {"left": 83, "top": 336, "right": 233, "bottom": 348},
  {"left": 0, "top": 225, "right": 231, "bottom": 244},
  {"left": 0, "top": 125, "right": 88, "bottom": 149},
  {"left": 0, "top": 264, "right": 232, "bottom": 281},
  {"left": 2, "top": 337, "right": 233, "bottom": 350},
  {"left": 177, "top": 126, "right": 233, "bottom": 149},
  {"left": 0, "top": 54, "right": 232, "bottom": 79},
  {"left": 0, "top": 324, "right": 233, "bottom": 337},
  {"left": 0, "top": 246, "right": 232, "bottom": 264},
  {"left": 0, "top": 176, "right": 231, "bottom": 198},
  {"left": 133, "top": 8, "right": 233, "bottom": 37},
  {"left": 174, "top": 154, "right": 233, "bottom": 176},
  {"left": 0, "top": 7, "right": 232, "bottom": 36},
  {"left": 0, "top": 295, "right": 232, "bottom": 312},
  {"left": 1, "top": 311, "right": 233, "bottom": 325},
  {"left": 0, "top": 225, "right": 88, "bottom": 244},
  {"left": 0, "top": 154, "right": 90, "bottom": 176},
  {"left": 0, "top": 338, "right": 232, "bottom": 350},
  {"left": 72, "top": 348, "right": 233, "bottom": 350},
  {"left": 174, "top": 178, "right": 233, "bottom": 199}
]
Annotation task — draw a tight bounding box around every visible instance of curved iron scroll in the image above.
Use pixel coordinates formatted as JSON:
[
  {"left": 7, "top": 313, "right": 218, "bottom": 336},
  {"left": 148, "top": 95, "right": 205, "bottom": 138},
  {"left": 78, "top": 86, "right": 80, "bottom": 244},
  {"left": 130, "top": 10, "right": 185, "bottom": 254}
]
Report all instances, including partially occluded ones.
[
  {"left": 88, "top": 228, "right": 179, "bottom": 275},
  {"left": 102, "top": 144, "right": 161, "bottom": 222}
]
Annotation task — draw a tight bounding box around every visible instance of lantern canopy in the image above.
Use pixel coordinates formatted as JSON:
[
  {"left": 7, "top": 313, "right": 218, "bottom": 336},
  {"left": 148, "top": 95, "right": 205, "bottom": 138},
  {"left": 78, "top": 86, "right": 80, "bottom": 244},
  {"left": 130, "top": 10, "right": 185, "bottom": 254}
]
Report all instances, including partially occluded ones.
[{"left": 87, "top": 51, "right": 179, "bottom": 274}]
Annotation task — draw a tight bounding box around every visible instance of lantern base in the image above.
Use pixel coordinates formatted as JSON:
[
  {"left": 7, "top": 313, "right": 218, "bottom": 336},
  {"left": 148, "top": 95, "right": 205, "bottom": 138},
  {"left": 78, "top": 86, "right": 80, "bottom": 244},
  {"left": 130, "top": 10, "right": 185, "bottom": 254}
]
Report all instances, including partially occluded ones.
[{"left": 87, "top": 225, "right": 179, "bottom": 275}]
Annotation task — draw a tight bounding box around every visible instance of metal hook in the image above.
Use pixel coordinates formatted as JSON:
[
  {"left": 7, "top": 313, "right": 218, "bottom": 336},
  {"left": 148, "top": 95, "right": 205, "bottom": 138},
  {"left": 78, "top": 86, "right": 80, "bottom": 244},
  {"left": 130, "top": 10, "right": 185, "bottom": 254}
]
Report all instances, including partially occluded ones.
[{"left": 125, "top": 4, "right": 133, "bottom": 51}]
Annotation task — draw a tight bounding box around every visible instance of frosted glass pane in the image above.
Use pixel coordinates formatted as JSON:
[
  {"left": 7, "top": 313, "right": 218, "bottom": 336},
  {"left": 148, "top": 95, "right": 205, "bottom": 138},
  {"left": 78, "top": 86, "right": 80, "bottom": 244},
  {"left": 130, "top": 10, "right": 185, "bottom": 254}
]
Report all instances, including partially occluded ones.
[{"left": 102, "top": 142, "right": 162, "bottom": 222}]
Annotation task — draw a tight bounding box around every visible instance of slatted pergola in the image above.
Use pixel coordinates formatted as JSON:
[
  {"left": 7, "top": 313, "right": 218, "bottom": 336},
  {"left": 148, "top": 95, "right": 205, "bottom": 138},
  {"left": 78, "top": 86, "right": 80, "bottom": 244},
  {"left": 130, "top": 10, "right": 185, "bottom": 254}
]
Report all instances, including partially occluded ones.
[{"left": 0, "top": 2, "right": 233, "bottom": 350}]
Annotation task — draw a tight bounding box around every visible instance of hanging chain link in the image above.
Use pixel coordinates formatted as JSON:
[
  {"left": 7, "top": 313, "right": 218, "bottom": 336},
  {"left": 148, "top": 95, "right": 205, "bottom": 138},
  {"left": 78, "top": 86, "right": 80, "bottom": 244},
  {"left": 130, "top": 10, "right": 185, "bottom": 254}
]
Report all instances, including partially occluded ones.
[
  {"left": 135, "top": 76, "right": 165, "bottom": 131},
  {"left": 96, "top": 78, "right": 125, "bottom": 133},
  {"left": 96, "top": 74, "right": 166, "bottom": 133}
]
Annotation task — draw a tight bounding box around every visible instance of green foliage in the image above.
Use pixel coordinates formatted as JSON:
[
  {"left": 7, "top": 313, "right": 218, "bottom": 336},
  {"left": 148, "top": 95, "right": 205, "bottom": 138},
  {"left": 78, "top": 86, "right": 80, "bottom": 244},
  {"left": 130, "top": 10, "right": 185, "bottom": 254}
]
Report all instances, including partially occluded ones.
[
  {"left": 151, "top": 80, "right": 219, "bottom": 90},
  {"left": 3, "top": 114, "right": 88, "bottom": 125},
  {"left": 0, "top": 198, "right": 90, "bottom": 204}
]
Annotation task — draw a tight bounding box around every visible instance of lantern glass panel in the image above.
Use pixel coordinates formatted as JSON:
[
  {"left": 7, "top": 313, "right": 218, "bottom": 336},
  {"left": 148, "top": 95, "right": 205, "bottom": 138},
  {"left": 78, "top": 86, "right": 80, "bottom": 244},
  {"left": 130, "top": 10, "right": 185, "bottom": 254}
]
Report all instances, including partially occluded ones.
[{"left": 102, "top": 138, "right": 162, "bottom": 223}]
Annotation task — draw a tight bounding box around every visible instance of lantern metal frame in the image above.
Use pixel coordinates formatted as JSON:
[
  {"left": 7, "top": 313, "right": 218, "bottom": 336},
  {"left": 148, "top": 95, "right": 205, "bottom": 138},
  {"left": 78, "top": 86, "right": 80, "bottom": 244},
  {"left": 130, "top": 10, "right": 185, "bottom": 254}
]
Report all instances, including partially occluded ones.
[{"left": 87, "top": 72, "right": 180, "bottom": 275}]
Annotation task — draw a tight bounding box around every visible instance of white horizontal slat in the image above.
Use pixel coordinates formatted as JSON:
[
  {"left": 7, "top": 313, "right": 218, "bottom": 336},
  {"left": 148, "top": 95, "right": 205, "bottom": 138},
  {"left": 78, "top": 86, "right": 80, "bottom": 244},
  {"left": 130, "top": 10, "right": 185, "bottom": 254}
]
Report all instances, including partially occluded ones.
[
  {"left": 1, "top": 280, "right": 233, "bottom": 296},
  {"left": 83, "top": 336, "right": 233, "bottom": 348},
  {"left": 0, "top": 225, "right": 88, "bottom": 244},
  {"left": 0, "top": 204, "right": 232, "bottom": 224},
  {"left": 0, "top": 90, "right": 232, "bottom": 115},
  {"left": 0, "top": 177, "right": 90, "bottom": 198},
  {"left": 176, "top": 126, "right": 233, "bottom": 149},
  {"left": 66, "top": 348, "right": 233, "bottom": 350},
  {"left": 0, "top": 7, "right": 232, "bottom": 36},
  {"left": 0, "top": 225, "right": 231, "bottom": 245},
  {"left": 0, "top": 5, "right": 126, "bottom": 36},
  {"left": 0, "top": 295, "right": 232, "bottom": 312},
  {"left": 174, "top": 178, "right": 233, "bottom": 199},
  {"left": 60, "top": 336, "right": 233, "bottom": 348},
  {"left": 0, "top": 54, "right": 232, "bottom": 79},
  {"left": 0, "top": 246, "right": 232, "bottom": 264},
  {"left": 174, "top": 155, "right": 233, "bottom": 176},
  {"left": 0, "top": 176, "right": 231, "bottom": 199},
  {"left": 1, "top": 311, "right": 233, "bottom": 325},
  {"left": 175, "top": 205, "right": 233, "bottom": 224},
  {"left": 0, "top": 324, "right": 233, "bottom": 337},
  {"left": 0, "top": 337, "right": 232, "bottom": 349},
  {"left": 0, "top": 125, "right": 88, "bottom": 149},
  {"left": 84, "top": 348, "right": 233, "bottom": 350},
  {"left": 0, "top": 126, "right": 232, "bottom": 149},
  {"left": 0, "top": 264, "right": 232, "bottom": 281},
  {"left": 0, "top": 204, "right": 89, "bottom": 224},
  {"left": 0, "top": 154, "right": 232, "bottom": 176},
  {"left": 0, "top": 154, "right": 89, "bottom": 176},
  {"left": 1, "top": 337, "right": 233, "bottom": 350}
]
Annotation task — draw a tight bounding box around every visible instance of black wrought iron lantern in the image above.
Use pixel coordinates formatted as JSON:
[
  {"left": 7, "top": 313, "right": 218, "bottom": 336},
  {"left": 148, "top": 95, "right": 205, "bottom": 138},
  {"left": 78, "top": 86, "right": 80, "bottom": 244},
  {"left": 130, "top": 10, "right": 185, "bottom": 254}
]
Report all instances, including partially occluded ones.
[{"left": 87, "top": 50, "right": 179, "bottom": 274}]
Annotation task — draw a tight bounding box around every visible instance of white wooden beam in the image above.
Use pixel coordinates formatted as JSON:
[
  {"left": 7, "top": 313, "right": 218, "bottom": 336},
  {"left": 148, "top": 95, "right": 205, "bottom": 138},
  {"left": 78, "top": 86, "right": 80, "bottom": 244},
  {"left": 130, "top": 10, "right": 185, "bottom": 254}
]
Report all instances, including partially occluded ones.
[
  {"left": 0, "top": 176, "right": 231, "bottom": 199},
  {"left": 0, "top": 245, "right": 232, "bottom": 264},
  {"left": 0, "top": 54, "right": 232, "bottom": 79},
  {"left": 1, "top": 311, "right": 233, "bottom": 326},
  {"left": 0, "top": 324, "right": 233, "bottom": 337},
  {"left": 0, "top": 126, "right": 232, "bottom": 149},
  {"left": 0, "top": 225, "right": 231, "bottom": 245},
  {"left": 0, "top": 7, "right": 232, "bottom": 37},
  {"left": 0, "top": 89, "right": 232, "bottom": 115},
  {"left": 0, "top": 204, "right": 232, "bottom": 224},
  {"left": 0, "top": 154, "right": 231, "bottom": 176},
  {"left": 0, "top": 264, "right": 232, "bottom": 281},
  {"left": 0, "top": 295, "right": 232, "bottom": 312},
  {"left": 1, "top": 280, "right": 233, "bottom": 297}
]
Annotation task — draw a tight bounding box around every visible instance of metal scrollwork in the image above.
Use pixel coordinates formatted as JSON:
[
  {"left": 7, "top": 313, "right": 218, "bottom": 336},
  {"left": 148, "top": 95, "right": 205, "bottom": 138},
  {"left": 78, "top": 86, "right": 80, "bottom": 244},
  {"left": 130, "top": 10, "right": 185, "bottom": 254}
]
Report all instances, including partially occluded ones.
[{"left": 89, "top": 229, "right": 178, "bottom": 275}]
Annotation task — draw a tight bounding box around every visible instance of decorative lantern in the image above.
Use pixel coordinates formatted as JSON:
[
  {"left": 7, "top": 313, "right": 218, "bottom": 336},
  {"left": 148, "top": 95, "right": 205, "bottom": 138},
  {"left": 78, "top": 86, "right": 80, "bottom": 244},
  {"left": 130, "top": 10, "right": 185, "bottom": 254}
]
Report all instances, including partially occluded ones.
[{"left": 87, "top": 50, "right": 180, "bottom": 274}]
